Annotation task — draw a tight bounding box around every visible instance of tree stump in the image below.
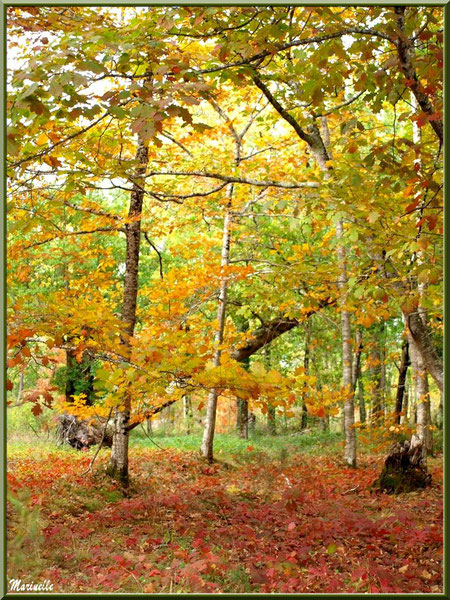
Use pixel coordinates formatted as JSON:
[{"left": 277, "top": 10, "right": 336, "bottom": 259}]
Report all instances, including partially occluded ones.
[
  {"left": 57, "top": 414, "right": 113, "bottom": 450},
  {"left": 372, "top": 434, "right": 432, "bottom": 494}
]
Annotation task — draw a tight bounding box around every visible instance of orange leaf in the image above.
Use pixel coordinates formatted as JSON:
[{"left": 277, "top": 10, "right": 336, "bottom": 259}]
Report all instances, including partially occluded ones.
[
  {"left": 316, "top": 406, "right": 326, "bottom": 418},
  {"left": 427, "top": 214, "right": 438, "bottom": 231},
  {"left": 348, "top": 140, "right": 358, "bottom": 154},
  {"left": 31, "top": 403, "right": 43, "bottom": 417}
]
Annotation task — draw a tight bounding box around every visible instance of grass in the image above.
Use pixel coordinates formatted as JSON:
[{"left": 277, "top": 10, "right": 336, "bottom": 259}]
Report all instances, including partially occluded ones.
[{"left": 130, "top": 427, "right": 346, "bottom": 459}]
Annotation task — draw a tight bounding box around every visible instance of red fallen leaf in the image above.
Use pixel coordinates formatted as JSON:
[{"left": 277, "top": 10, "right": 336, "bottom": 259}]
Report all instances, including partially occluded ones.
[
  {"left": 250, "top": 567, "right": 268, "bottom": 584},
  {"left": 6, "top": 379, "right": 13, "bottom": 391},
  {"left": 247, "top": 445, "right": 254, "bottom": 452},
  {"left": 351, "top": 566, "right": 367, "bottom": 581}
]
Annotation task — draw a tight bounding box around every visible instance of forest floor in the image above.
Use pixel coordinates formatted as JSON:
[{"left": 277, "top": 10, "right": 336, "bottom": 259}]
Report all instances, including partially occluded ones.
[{"left": 7, "top": 433, "right": 443, "bottom": 594}]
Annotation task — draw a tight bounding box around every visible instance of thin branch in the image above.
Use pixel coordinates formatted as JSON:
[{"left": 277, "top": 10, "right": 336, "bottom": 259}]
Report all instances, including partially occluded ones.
[
  {"left": 160, "top": 131, "right": 193, "bottom": 157},
  {"left": 197, "top": 28, "right": 396, "bottom": 75},
  {"left": 149, "top": 182, "right": 228, "bottom": 201},
  {"left": 143, "top": 232, "right": 164, "bottom": 280},
  {"left": 81, "top": 407, "right": 113, "bottom": 476},
  {"left": 148, "top": 170, "right": 319, "bottom": 189},
  {"left": 63, "top": 200, "right": 123, "bottom": 221},
  {"left": 23, "top": 226, "right": 123, "bottom": 249},
  {"left": 8, "top": 108, "right": 120, "bottom": 169},
  {"left": 313, "top": 90, "right": 366, "bottom": 118}
]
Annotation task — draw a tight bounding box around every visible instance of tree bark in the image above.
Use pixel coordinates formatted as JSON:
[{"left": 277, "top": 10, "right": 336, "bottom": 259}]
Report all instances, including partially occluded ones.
[
  {"left": 183, "top": 395, "right": 193, "bottom": 434},
  {"left": 404, "top": 309, "right": 443, "bottom": 394},
  {"left": 394, "top": 7, "right": 443, "bottom": 145},
  {"left": 267, "top": 404, "right": 276, "bottom": 435},
  {"left": 264, "top": 347, "right": 276, "bottom": 435},
  {"left": 108, "top": 140, "right": 149, "bottom": 485},
  {"left": 408, "top": 332, "right": 432, "bottom": 458},
  {"left": 395, "top": 339, "right": 410, "bottom": 424},
  {"left": 236, "top": 398, "right": 249, "bottom": 439},
  {"left": 372, "top": 434, "right": 431, "bottom": 494},
  {"left": 436, "top": 391, "right": 443, "bottom": 429},
  {"left": 358, "top": 378, "right": 366, "bottom": 424},
  {"left": 336, "top": 220, "right": 357, "bottom": 467},
  {"left": 231, "top": 298, "right": 335, "bottom": 362},
  {"left": 248, "top": 412, "right": 256, "bottom": 436},
  {"left": 351, "top": 329, "right": 363, "bottom": 392},
  {"left": 370, "top": 326, "right": 385, "bottom": 422},
  {"left": 301, "top": 322, "right": 310, "bottom": 430}
]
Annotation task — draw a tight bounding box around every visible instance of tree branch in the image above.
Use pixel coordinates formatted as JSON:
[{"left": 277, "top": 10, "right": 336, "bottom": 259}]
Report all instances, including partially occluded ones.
[
  {"left": 148, "top": 170, "right": 319, "bottom": 189},
  {"left": 394, "top": 7, "right": 443, "bottom": 144}
]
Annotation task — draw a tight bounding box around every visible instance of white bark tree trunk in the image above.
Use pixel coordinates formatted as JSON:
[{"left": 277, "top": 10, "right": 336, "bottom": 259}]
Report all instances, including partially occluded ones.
[
  {"left": 108, "top": 140, "right": 148, "bottom": 485},
  {"left": 408, "top": 332, "right": 432, "bottom": 458},
  {"left": 200, "top": 185, "right": 233, "bottom": 461},
  {"left": 336, "top": 220, "right": 357, "bottom": 467}
]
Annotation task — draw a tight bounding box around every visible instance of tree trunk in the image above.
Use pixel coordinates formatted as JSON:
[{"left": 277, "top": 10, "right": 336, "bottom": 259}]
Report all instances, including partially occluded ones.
[
  {"left": 57, "top": 413, "right": 114, "bottom": 449},
  {"left": 183, "top": 395, "right": 193, "bottom": 434},
  {"left": 370, "top": 323, "right": 385, "bottom": 424},
  {"left": 402, "top": 385, "right": 409, "bottom": 424},
  {"left": 236, "top": 355, "right": 250, "bottom": 439},
  {"left": 395, "top": 339, "right": 410, "bottom": 424},
  {"left": 409, "top": 332, "right": 432, "bottom": 458},
  {"left": 336, "top": 220, "right": 356, "bottom": 467},
  {"left": 264, "top": 347, "right": 276, "bottom": 435},
  {"left": 248, "top": 412, "right": 256, "bottom": 436},
  {"left": 351, "top": 329, "right": 363, "bottom": 392},
  {"left": 394, "top": 7, "right": 443, "bottom": 145},
  {"left": 372, "top": 434, "right": 431, "bottom": 494},
  {"left": 200, "top": 185, "right": 233, "bottom": 461},
  {"left": 267, "top": 405, "right": 276, "bottom": 435},
  {"left": 352, "top": 329, "right": 365, "bottom": 424},
  {"left": 237, "top": 399, "right": 249, "bottom": 439},
  {"left": 404, "top": 309, "right": 443, "bottom": 394},
  {"left": 108, "top": 140, "right": 149, "bottom": 485},
  {"left": 358, "top": 378, "right": 366, "bottom": 424},
  {"left": 301, "top": 322, "right": 310, "bottom": 430},
  {"left": 436, "top": 391, "right": 443, "bottom": 429}
]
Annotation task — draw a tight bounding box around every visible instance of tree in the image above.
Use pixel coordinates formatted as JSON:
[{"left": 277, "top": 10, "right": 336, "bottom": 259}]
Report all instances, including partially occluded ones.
[{"left": 7, "top": 6, "right": 442, "bottom": 484}]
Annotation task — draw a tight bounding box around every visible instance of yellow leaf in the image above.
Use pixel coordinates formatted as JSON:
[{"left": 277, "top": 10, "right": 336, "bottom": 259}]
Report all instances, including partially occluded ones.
[{"left": 36, "top": 132, "right": 48, "bottom": 146}]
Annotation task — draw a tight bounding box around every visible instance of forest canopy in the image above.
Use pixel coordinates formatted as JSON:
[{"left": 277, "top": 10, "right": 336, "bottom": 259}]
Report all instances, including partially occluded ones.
[{"left": 7, "top": 4, "right": 443, "bottom": 475}]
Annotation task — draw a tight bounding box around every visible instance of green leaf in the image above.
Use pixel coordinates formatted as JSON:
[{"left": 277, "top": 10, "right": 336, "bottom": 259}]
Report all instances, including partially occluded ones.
[
  {"left": 109, "top": 106, "right": 127, "bottom": 119},
  {"left": 327, "top": 543, "right": 337, "bottom": 554}
]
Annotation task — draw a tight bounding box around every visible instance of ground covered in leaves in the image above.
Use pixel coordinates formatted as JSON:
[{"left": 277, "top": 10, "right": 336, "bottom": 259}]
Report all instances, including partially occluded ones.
[{"left": 7, "top": 445, "right": 443, "bottom": 594}]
